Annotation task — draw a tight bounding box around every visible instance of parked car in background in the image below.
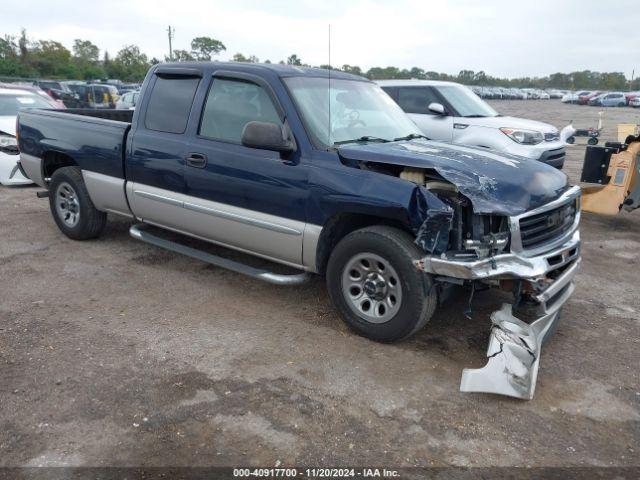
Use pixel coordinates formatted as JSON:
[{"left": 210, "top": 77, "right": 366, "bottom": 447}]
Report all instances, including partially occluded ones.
[
  {"left": 0, "top": 87, "right": 62, "bottom": 185},
  {"left": 510, "top": 88, "right": 527, "bottom": 99},
  {"left": 589, "top": 92, "right": 627, "bottom": 107},
  {"left": 562, "top": 91, "right": 589, "bottom": 104},
  {"left": 546, "top": 89, "right": 564, "bottom": 99},
  {"left": 378, "top": 80, "right": 566, "bottom": 168},
  {"left": 535, "top": 89, "right": 550, "bottom": 100},
  {"left": 630, "top": 97, "right": 640, "bottom": 108},
  {"left": 32, "top": 80, "right": 80, "bottom": 107},
  {"left": 68, "top": 84, "right": 119, "bottom": 109},
  {"left": 578, "top": 91, "right": 601, "bottom": 105},
  {"left": 0, "top": 83, "right": 65, "bottom": 109},
  {"left": 624, "top": 92, "right": 640, "bottom": 105},
  {"left": 115, "top": 90, "right": 139, "bottom": 109}
]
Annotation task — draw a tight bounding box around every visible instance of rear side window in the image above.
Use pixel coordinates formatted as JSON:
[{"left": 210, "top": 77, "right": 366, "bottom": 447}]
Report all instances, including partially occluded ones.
[
  {"left": 145, "top": 77, "right": 200, "bottom": 134},
  {"left": 199, "top": 78, "right": 281, "bottom": 143},
  {"left": 397, "top": 87, "right": 440, "bottom": 114}
]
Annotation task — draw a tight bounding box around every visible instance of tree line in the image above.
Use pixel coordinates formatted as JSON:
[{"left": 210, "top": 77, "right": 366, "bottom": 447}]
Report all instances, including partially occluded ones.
[{"left": 1, "top": 29, "right": 637, "bottom": 91}]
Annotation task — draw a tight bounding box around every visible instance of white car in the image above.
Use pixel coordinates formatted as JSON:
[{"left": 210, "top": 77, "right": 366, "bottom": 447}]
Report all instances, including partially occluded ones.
[
  {"left": 115, "top": 90, "right": 140, "bottom": 110},
  {"left": 378, "top": 80, "right": 566, "bottom": 168},
  {"left": 630, "top": 97, "right": 640, "bottom": 108},
  {"left": 0, "top": 87, "right": 57, "bottom": 185}
]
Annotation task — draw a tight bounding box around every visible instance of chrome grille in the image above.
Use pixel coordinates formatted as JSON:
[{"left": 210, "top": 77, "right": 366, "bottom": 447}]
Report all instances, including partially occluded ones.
[{"left": 518, "top": 199, "right": 577, "bottom": 249}]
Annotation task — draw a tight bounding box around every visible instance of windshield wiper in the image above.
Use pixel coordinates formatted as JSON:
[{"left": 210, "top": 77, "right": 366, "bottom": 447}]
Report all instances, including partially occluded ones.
[
  {"left": 462, "top": 114, "right": 486, "bottom": 118},
  {"left": 393, "top": 133, "right": 429, "bottom": 141},
  {"left": 333, "top": 136, "right": 390, "bottom": 146}
]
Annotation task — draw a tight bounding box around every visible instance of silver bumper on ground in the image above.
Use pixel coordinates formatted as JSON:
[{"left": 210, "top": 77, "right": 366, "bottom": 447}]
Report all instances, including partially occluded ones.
[
  {"left": 460, "top": 257, "right": 579, "bottom": 399},
  {"left": 416, "top": 226, "right": 581, "bottom": 400}
]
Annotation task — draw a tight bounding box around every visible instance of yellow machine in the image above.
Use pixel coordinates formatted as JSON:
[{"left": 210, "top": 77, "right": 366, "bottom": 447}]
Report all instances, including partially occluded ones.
[{"left": 580, "top": 134, "right": 640, "bottom": 215}]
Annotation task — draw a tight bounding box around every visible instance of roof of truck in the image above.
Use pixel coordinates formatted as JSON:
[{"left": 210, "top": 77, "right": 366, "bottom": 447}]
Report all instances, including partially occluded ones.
[
  {"left": 375, "top": 79, "right": 463, "bottom": 87},
  {"left": 160, "top": 61, "right": 369, "bottom": 82}
]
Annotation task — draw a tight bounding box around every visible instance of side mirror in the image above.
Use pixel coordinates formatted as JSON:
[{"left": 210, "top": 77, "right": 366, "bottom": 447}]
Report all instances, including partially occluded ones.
[
  {"left": 241, "top": 121, "right": 294, "bottom": 153},
  {"left": 428, "top": 102, "right": 446, "bottom": 115}
]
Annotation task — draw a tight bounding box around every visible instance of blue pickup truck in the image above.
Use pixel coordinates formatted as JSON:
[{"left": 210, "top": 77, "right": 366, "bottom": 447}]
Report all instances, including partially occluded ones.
[{"left": 16, "top": 62, "right": 581, "bottom": 398}]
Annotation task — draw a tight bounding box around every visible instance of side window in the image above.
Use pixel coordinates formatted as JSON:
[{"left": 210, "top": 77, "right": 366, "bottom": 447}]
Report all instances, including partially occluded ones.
[
  {"left": 380, "top": 86, "right": 398, "bottom": 101},
  {"left": 199, "top": 78, "right": 281, "bottom": 143},
  {"left": 397, "top": 87, "right": 440, "bottom": 114},
  {"left": 145, "top": 76, "right": 200, "bottom": 134}
]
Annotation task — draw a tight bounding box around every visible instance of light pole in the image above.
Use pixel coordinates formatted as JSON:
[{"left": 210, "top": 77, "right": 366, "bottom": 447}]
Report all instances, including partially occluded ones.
[{"left": 167, "top": 26, "right": 175, "bottom": 61}]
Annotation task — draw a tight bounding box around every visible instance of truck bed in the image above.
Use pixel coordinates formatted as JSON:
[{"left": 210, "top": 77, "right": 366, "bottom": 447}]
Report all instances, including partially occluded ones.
[{"left": 17, "top": 108, "right": 132, "bottom": 180}]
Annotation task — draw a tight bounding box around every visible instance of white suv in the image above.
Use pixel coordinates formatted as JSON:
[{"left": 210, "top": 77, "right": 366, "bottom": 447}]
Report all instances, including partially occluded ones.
[{"left": 378, "top": 80, "right": 566, "bottom": 168}]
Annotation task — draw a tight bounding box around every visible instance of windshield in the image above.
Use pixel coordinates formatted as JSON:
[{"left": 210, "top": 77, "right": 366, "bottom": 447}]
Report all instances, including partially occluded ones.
[
  {"left": 284, "top": 77, "right": 422, "bottom": 148},
  {"left": 0, "top": 93, "right": 54, "bottom": 116},
  {"left": 434, "top": 85, "right": 498, "bottom": 117}
]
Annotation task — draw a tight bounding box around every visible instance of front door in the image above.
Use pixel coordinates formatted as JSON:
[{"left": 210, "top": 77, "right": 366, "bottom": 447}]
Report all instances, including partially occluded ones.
[
  {"left": 396, "top": 86, "right": 453, "bottom": 142},
  {"left": 183, "top": 74, "right": 308, "bottom": 266}
]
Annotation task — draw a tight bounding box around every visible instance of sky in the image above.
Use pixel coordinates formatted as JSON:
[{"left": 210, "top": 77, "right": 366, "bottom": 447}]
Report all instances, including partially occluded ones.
[{"left": 3, "top": 0, "right": 638, "bottom": 79}]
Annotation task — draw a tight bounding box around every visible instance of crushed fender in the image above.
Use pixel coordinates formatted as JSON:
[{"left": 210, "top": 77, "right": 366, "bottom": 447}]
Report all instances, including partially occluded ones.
[
  {"left": 409, "top": 186, "right": 453, "bottom": 254},
  {"left": 460, "top": 303, "right": 561, "bottom": 399}
]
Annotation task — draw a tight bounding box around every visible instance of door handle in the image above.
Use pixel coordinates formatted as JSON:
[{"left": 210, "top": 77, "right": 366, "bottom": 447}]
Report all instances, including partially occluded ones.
[{"left": 186, "top": 153, "right": 207, "bottom": 168}]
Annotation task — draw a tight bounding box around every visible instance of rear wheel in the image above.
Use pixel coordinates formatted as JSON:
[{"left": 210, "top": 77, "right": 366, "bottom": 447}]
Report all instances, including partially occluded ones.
[
  {"left": 326, "top": 225, "right": 437, "bottom": 342},
  {"left": 588, "top": 137, "right": 598, "bottom": 145},
  {"left": 49, "top": 167, "right": 106, "bottom": 240}
]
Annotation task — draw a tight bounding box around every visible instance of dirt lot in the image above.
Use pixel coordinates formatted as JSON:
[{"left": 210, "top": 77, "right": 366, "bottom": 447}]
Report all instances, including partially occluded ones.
[{"left": 1, "top": 101, "right": 639, "bottom": 470}]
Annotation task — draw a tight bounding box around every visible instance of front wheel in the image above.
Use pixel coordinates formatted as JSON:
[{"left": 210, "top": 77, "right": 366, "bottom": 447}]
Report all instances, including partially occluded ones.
[
  {"left": 48, "top": 166, "right": 106, "bottom": 240},
  {"left": 326, "top": 225, "right": 437, "bottom": 343}
]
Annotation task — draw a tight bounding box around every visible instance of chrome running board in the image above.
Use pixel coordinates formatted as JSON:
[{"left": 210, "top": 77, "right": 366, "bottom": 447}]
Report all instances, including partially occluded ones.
[{"left": 129, "top": 223, "right": 311, "bottom": 286}]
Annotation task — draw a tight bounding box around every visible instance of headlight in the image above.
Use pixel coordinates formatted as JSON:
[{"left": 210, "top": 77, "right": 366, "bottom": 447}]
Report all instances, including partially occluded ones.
[
  {"left": 0, "top": 134, "right": 17, "bottom": 147},
  {"left": 500, "top": 128, "right": 544, "bottom": 145}
]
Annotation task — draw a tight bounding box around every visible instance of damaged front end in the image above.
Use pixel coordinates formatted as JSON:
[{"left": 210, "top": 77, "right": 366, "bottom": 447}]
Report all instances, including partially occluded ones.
[
  {"left": 416, "top": 185, "right": 582, "bottom": 399},
  {"left": 336, "top": 140, "right": 581, "bottom": 399}
]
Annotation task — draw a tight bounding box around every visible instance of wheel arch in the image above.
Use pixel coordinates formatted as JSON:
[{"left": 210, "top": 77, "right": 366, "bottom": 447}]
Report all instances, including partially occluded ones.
[
  {"left": 314, "top": 212, "right": 414, "bottom": 276},
  {"left": 42, "top": 151, "right": 78, "bottom": 184}
]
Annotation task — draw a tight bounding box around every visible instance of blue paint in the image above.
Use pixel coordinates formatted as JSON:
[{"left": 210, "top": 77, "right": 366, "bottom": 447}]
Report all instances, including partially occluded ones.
[{"left": 18, "top": 62, "right": 569, "bottom": 242}]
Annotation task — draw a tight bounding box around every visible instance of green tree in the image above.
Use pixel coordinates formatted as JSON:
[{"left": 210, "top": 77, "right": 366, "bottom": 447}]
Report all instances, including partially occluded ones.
[
  {"left": 72, "top": 39, "right": 99, "bottom": 62},
  {"left": 341, "top": 64, "right": 362, "bottom": 76},
  {"left": 286, "top": 54, "right": 302, "bottom": 66},
  {"left": 109, "top": 45, "right": 149, "bottom": 81},
  {"left": 232, "top": 53, "right": 259, "bottom": 63},
  {"left": 169, "top": 49, "right": 195, "bottom": 62},
  {"left": 29, "top": 40, "right": 72, "bottom": 77},
  {"left": 190, "top": 36, "right": 226, "bottom": 61},
  {"left": 71, "top": 39, "right": 103, "bottom": 79}
]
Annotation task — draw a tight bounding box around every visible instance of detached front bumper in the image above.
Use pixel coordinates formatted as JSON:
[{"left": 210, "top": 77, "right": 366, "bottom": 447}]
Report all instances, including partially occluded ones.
[{"left": 415, "top": 188, "right": 581, "bottom": 399}]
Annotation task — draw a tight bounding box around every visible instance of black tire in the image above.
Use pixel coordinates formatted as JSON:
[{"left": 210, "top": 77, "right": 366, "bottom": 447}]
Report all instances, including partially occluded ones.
[
  {"left": 48, "top": 166, "right": 107, "bottom": 240},
  {"left": 588, "top": 137, "right": 598, "bottom": 145},
  {"left": 326, "top": 225, "right": 437, "bottom": 343},
  {"left": 566, "top": 136, "right": 575, "bottom": 144}
]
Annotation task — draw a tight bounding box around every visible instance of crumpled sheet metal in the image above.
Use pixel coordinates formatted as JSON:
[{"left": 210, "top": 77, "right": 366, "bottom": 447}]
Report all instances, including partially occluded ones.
[
  {"left": 337, "top": 139, "right": 569, "bottom": 216},
  {"left": 460, "top": 303, "right": 560, "bottom": 400},
  {"left": 410, "top": 186, "right": 453, "bottom": 254}
]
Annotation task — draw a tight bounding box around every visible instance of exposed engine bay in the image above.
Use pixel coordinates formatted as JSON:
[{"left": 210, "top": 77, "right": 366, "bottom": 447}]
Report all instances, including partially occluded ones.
[{"left": 343, "top": 148, "right": 582, "bottom": 399}]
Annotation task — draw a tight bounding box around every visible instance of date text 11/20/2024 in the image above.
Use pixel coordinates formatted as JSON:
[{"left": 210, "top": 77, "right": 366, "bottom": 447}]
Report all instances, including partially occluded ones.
[{"left": 233, "top": 468, "right": 400, "bottom": 477}]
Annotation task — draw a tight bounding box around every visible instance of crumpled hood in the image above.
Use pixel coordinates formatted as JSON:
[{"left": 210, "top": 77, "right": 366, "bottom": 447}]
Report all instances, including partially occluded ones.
[
  {"left": 462, "top": 115, "right": 558, "bottom": 133},
  {"left": 337, "top": 139, "right": 569, "bottom": 216},
  {"left": 0, "top": 116, "right": 16, "bottom": 136}
]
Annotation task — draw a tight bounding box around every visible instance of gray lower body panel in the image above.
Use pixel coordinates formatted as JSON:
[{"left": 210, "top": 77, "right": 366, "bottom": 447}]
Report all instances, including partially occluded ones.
[
  {"left": 82, "top": 171, "right": 132, "bottom": 218},
  {"left": 126, "top": 182, "right": 321, "bottom": 271},
  {"left": 19, "top": 153, "right": 45, "bottom": 187}
]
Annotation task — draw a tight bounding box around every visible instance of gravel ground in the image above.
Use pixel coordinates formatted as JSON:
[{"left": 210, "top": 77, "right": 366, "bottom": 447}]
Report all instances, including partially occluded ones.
[{"left": 0, "top": 101, "right": 639, "bottom": 470}]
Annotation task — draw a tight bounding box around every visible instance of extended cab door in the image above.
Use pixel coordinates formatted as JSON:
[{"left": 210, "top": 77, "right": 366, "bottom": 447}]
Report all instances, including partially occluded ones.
[
  {"left": 394, "top": 86, "right": 453, "bottom": 142},
  {"left": 126, "top": 69, "right": 201, "bottom": 231},
  {"left": 181, "top": 72, "right": 308, "bottom": 267}
]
